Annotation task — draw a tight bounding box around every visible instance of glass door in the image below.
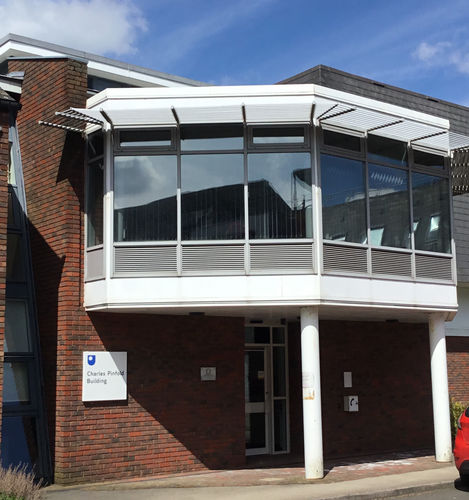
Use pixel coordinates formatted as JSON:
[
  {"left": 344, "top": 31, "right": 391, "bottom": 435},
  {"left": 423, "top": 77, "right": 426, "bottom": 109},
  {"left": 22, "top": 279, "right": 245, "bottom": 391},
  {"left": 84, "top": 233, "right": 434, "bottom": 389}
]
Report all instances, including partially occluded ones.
[
  {"left": 245, "top": 325, "right": 289, "bottom": 456},
  {"left": 245, "top": 348, "right": 269, "bottom": 455}
]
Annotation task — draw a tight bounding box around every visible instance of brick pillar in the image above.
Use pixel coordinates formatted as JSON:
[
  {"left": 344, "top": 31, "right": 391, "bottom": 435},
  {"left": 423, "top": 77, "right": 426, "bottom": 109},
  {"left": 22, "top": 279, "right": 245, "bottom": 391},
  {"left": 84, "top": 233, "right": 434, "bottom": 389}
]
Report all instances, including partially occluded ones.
[{"left": 9, "top": 57, "right": 88, "bottom": 482}]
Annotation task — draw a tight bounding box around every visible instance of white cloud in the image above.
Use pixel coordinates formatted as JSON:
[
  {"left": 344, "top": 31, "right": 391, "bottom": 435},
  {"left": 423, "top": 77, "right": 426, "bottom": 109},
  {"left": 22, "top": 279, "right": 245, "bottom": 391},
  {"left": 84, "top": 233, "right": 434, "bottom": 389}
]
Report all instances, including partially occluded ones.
[
  {"left": 414, "top": 41, "right": 451, "bottom": 62},
  {"left": 413, "top": 40, "right": 469, "bottom": 75},
  {"left": 0, "top": 0, "right": 147, "bottom": 56}
]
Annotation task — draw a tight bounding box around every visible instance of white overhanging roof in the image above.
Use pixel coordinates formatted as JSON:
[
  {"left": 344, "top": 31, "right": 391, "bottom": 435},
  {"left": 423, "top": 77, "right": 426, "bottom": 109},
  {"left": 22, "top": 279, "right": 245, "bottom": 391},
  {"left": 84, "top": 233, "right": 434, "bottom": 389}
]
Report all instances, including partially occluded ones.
[{"left": 49, "top": 84, "right": 469, "bottom": 152}]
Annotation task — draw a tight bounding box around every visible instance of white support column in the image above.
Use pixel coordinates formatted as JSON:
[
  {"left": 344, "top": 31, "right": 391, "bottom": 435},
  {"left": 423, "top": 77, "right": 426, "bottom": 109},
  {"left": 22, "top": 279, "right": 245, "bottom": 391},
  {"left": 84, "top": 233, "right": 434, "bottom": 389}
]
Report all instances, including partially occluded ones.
[
  {"left": 429, "top": 313, "right": 452, "bottom": 462},
  {"left": 300, "top": 306, "right": 323, "bottom": 479}
]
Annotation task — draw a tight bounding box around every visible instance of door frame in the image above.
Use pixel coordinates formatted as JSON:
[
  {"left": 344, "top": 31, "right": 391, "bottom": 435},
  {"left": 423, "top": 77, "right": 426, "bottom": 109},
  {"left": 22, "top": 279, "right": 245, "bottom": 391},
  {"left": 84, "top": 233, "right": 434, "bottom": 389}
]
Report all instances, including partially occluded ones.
[{"left": 244, "top": 323, "right": 290, "bottom": 456}]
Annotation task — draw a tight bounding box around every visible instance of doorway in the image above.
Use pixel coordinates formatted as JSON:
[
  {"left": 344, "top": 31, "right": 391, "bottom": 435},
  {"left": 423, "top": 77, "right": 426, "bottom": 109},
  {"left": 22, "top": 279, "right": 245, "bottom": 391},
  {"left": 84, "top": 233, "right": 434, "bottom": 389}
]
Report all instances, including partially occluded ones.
[{"left": 244, "top": 325, "right": 289, "bottom": 456}]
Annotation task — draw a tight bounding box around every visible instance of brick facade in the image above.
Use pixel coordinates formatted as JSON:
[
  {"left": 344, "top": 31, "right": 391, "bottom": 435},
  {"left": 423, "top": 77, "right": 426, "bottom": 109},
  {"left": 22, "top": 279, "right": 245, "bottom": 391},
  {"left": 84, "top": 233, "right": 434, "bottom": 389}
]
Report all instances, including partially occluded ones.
[
  {"left": 4, "top": 56, "right": 454, "bottom": 485},
  {"left": 0, "top": 104, "right": 11, "bottom": 440},
  {"left": 447, "top": 336, "right": 469, "bottom": 403},
  {"left": 289, "top": 321, "right": 434, "bottom": 458},
  {"left": 10, "top": 57, "right": 246, "bottom": 484}
]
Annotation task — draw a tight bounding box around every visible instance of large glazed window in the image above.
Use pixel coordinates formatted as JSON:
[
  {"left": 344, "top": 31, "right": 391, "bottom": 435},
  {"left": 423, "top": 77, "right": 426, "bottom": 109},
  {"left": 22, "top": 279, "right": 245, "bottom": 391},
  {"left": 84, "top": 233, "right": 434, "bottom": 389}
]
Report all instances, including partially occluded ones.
[
  {"left": 321, "top": 154, "right": 367, "bottom": 244},
  {"left": 248, "top": 153, "right": 312, "bottom": 239},
  {"left": 368, "top": 164, "right": 410, "bottom": 248},
  {"left": 86, "top": 160, "right": 104, "bottom": 247},
  {"left": 412, "top": 173, "right": 450, "bottom": 253},
  {"left": 114, "top": 155, "right": 177, "bottom": 241},
  {"left": 181, "top": 154, "right": 244, "bottom": 240}
]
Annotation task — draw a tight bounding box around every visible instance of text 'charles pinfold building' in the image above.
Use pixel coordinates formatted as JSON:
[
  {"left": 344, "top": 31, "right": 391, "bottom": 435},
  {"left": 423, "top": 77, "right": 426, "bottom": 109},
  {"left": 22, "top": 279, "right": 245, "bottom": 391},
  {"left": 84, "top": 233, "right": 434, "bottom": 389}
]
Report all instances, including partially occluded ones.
[{"left": 1, "top": 34, "right": 469, "bottom": 484}]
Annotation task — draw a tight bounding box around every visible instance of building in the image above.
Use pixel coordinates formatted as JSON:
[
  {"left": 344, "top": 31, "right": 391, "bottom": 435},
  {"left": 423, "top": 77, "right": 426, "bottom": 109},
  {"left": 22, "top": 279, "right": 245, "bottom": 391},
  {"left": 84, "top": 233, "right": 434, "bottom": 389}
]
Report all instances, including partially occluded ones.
[{"left": 0, "top": 34, "right": 469, "bottom": 485}]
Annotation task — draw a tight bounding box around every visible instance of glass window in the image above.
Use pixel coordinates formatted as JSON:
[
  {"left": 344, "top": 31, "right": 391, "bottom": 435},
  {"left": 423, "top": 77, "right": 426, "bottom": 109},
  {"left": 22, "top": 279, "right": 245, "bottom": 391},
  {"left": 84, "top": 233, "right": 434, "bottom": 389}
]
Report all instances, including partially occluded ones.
[
  {"left": 0, "top": 416, "right": 38, "bottom": 473},
  {"left": 368, "top": 135, "right": 407, "bottom": 166},
  {"left": 7, "top": 233, "right": 25, "bottom": 281},
  {"left": 181, "top": 154, "right": 244, "bottom": 240},
  {"left": 181, "top": 125, "right": 243, "bottom": 151},
  {"left": 119, "top": 129, "right": 173, "bottom": 148},
  {"left": 114, "top": 155, "right": 177, "bottom": 242},
  {"left": 412, "top": 173, "right": 450, "bottom": 253},
  {"left": 8, "top": 143, "right": 16, "bottom": 185},
  {"left": 323, "top": 129, "right": 361, "bottom": 152},
  {"left": 273, "top": 346, "right": 286, "bottom": 397},
  {"left": 87, "top": 133, "right": 103, "bottom": 159},
  {"left": 3, "top": 362, "right": 30, "bottom": 404},
  {"left": 321, "top": 154, "right": 367, "bottom": 244},
  {"left": 272, "top": 327, "right": 285, "bottom": 344},
  {"left": 369, "top": 164, "right": 410, "bottom": 249},
  {"left": 274, "top": 399, "right": 287, "bottom": 452},
  {"left": 248, "top": 153, "right": 312, "bottom": 239},
  {"left": 245, "top": 327, "right": 270, "bottom": 344},
  {"left": 413, "top": 149, "right": 445, "bottom": 169},
  {"left": 5, "top": 300, "right": 31, "bottom": 353},
  {"left": 252, "top": 127, "right": 305, "bottom": 145},
  {"left": 7, "top": 191, "right": 20, "bottom": 228},
  {"left": 86, "top": 160, "right": 104, "bottom": 247}
]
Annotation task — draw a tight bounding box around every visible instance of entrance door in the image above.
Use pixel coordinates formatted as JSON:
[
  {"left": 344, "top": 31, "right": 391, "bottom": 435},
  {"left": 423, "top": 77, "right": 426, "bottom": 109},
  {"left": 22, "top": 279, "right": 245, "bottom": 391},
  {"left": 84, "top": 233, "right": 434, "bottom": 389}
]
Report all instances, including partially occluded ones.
[
  {"left": 244, "top": 325, "right": 289, "bottom": 456},
  {"left": 245, "top": 348, "right": 269, "bottom": 455}
]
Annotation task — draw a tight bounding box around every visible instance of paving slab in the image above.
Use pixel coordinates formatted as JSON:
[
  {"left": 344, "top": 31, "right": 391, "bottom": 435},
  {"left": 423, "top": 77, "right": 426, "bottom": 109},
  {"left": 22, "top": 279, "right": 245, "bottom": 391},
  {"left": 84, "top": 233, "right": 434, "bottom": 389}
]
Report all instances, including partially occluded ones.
[{"left": 42, "top": 452, "right": 460, "bottom": 500}]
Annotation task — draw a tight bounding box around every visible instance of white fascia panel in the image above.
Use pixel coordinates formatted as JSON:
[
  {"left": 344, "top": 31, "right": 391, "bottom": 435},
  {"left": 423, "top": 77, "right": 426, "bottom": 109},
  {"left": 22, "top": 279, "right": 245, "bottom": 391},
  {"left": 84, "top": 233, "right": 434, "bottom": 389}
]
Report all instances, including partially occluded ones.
[
  {"left": 320, "top": 275, "right": 457, "bottom": 313},
  {"left": 85, "top": 274, "right": 321, "bottom": 310},
  {"left": 0, "top": 40, "right": 193, "bottom": 89},
  {"left": 87, "top": 61, "right": 191, "bottom": 88},
  {"left": 85, "top": 274, "right": 457, "bottom": 319},
  {"left": 446, "top": 287, "right": 469, "bottom": 336}
]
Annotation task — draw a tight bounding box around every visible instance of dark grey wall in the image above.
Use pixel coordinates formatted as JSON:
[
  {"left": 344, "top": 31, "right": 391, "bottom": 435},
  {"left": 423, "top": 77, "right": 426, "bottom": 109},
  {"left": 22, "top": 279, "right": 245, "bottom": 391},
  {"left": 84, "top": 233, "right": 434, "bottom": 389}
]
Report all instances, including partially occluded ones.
[{"left": 280, "top": 65, "right": 469, "bottom": 282}]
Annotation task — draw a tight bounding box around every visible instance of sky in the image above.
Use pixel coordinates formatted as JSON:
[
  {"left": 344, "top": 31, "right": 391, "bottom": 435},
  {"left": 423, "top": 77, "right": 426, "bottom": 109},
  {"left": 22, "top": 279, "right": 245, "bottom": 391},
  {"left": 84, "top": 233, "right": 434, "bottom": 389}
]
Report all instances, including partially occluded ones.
[{"left": 1, "top": 0, "right": 469, "bottom": 105}]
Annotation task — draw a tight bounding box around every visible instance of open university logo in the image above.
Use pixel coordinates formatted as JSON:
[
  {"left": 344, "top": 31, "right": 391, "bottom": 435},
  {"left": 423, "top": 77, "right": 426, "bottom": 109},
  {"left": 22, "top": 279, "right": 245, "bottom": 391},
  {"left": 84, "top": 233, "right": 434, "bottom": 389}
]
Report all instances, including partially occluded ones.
[{"left": 87, "top": 354, "right": 96, "bottom": 366}]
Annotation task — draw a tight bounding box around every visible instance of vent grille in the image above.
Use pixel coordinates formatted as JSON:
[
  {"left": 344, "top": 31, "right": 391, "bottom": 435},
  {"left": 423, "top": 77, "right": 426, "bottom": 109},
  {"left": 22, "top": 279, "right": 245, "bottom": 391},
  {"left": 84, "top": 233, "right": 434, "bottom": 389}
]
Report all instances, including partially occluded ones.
[
  {"left": 323, "top": 244, "right": 368, "bottom": 274},
  {"left": 415, "top": 254, "right": 453, "bottom": 281},
  {"left": 114, "top": 246, "right": 177, "bottom": 274},
  {"left": 371, "top": 249, "right": 412, "bottom": 277},
  {"left": 182, "top": 245, "right": 244, "bottom": 274},
  {"left": 250, "top": 244, "right": 313, "bottom": 272},
  {"left": 85, "top": 247, "right": 104, "bottom": 281}
]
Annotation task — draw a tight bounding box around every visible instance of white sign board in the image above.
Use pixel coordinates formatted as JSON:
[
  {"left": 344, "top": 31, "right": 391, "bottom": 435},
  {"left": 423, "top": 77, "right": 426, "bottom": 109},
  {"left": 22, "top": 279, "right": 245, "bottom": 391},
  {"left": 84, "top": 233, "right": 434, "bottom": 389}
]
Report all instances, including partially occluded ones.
[{"left": 82, "top": 351, "right": 127, "bottom": 402}]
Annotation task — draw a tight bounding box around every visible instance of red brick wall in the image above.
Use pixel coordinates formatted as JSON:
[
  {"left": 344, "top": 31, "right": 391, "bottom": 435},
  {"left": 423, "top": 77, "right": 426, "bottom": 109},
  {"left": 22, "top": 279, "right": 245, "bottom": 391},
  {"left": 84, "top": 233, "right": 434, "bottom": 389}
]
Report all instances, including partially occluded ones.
[
  {"left": 0, "top": 106, "right": 10, "bottom": 438},
  {"left": 10, "top": 58, "right": 245, "bottom": 484},
  {"left": 289, "top": 321, "right": 434, "bottom": 458},
  {"left": 447, "top": 336, "right": 469, "bottom": 403}
]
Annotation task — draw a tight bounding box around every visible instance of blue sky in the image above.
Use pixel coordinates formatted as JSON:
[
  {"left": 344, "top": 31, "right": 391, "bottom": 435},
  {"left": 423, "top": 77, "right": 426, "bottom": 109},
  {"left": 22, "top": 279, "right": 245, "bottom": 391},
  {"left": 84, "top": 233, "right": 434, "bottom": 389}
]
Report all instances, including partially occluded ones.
[{"left": 2, "top": 0, "right": 469, "bottom": 104}]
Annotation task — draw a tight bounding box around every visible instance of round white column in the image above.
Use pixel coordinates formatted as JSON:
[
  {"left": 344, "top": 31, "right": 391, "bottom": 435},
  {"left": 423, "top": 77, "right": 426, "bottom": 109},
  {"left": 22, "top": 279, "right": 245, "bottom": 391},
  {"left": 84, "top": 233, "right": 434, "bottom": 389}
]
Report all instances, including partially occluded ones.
[
  {"left": 300, "top": 306, "right": 323, "bottom": 479},
  {"left": 429, "top": 313, "right": 452, "bottom": 462}
]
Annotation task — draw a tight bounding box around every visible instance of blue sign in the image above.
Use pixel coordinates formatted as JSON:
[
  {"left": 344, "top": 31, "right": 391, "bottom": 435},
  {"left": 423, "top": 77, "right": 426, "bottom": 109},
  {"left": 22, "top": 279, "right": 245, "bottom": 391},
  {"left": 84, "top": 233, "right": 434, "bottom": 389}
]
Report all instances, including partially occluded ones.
[{"left": 87, "top": 354, "right": 96, "bottom": 366}]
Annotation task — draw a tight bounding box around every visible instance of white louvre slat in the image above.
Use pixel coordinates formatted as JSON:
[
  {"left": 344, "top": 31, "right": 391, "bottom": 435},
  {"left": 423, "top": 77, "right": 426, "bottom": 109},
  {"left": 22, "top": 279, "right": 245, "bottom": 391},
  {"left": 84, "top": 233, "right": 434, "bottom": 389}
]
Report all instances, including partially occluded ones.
[
  {"left": 182, "top": 245, "right": 244, "bottom": 274},
  {"left": 114, "top": 246, "right": 177, "bottom": 274},
  {"left": 415, "top": 254, "right": 453, "bottom": 281},
  {"left": 250, "top": 243, "right": 313, "bottom": 272},
  {"left": 371, "top": 249, "right": 412, "bottom": 277},
  {"left": 323, "top": 244, "right": 368, "bottom": 274}
]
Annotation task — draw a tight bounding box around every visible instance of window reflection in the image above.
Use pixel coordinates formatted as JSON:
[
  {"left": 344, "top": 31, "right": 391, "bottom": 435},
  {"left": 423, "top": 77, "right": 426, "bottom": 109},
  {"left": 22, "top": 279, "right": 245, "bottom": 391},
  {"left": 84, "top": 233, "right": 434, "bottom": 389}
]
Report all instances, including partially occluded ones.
[
  {"left": 248, "top": 153, "right": 311, "bottom": 239},
  {"left": 87, "top": 160, "right": 103, "bottom": 247},
  {"left": 412, "top": 173, "right": 450, "bottom": 253},
  {"left": 321, "top": 154, "right": 367, "bottom": 244},
  {"left": 369, "top": 164, "right": 410, "bottom": 249},
  {"left": 7, "top": 233, "right": 25, "bottom": 281},
  {"left": 114, "top": 155, "right": 177, "bottom": 241},
  {"left": 181, "top": 154, "right": 244, "bottom": 240},
  {"left": 181, "top": 125, "right": 243, "bottom": 151},
  {"left": 0, "top": 416, "right": 38, "bottom": 474},
  {"left": 3, "top": 362, "right": 30, "bottom": 404},
  {"left": 368, "top": 135, "right": 407, "bottom": 166},
  {"left": 5, "top": 300, "right": 31, "bottom": 353}
]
